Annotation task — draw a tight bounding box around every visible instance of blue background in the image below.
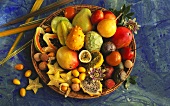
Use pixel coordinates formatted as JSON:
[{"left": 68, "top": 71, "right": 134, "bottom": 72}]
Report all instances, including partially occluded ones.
[{"left": 0, "top": 0, "right": 170, "bottom": 106}]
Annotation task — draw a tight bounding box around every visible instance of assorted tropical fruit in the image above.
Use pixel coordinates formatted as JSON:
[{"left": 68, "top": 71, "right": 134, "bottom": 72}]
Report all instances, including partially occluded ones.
[{"left": 33, "top": 5, "right": 140, "bottom": 97}]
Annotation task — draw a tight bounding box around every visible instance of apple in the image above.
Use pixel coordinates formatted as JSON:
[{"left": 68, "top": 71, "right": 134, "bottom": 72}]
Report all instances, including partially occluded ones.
[
  {"left": 103, "top": 10, "right": 116, "bottom": 20},
  {"left": 120, "top": 47, "right": 134, "bottom": 60},
  {"left": 91, "top": 10, "right": 104, "bottom": 25}
]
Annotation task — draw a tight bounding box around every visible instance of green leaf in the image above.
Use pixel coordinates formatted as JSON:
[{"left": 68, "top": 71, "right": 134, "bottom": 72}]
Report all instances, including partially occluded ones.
[
  {"left": 124, "top": 5, "right": 131, "bottom": 14},
  {"left": 127, "top": 12, "right": 134, "bottom": 17}
]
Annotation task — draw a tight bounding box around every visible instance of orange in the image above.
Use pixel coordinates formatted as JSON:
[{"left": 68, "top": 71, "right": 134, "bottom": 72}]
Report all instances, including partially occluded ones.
[
  {"left": 97, "top": 19, "right": 117, "bottom": 38},
  {"left": 106, "top": 51, "right": 121, "bottom": 66}
]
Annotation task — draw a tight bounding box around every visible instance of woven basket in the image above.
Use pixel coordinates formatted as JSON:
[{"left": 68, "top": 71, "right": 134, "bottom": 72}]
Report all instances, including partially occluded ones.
[{"left": 31, "top": 4, "right": 136, "bottom": 99}]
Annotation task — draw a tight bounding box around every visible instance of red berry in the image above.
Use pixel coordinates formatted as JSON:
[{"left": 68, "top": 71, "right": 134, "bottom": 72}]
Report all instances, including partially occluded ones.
[{"left": 105, "top": 79, "right": 115, "bottom": 89}]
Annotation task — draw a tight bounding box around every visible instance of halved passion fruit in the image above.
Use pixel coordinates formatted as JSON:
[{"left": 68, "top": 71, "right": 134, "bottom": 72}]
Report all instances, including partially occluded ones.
[{"left": 79, "top": 50, "right": 92, "bottom": 63}]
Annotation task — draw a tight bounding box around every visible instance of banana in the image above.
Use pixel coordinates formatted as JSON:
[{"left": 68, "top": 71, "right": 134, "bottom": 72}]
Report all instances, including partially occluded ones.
[
  {"left": 61, "top": 21, "right": 69, "bottom": 43},
  {"left": 57, "top": 22, "right": 65, "bottom": 45}
]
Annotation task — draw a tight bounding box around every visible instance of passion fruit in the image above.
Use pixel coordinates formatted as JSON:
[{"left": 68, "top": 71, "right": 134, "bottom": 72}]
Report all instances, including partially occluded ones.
[{"left": 78, "top": 50, "right": 92, "bottom": 63}]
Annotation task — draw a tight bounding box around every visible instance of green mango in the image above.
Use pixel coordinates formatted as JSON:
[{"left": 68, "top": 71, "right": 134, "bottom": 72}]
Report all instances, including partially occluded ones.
[{"left": 72, "top": 8, "right": 93, "bottom": 33}]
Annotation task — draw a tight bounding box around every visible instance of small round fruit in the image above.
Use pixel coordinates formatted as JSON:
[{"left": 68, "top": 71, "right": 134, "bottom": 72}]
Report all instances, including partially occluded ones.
[
  {"left": 105, "top": 79, "right": 115, "bottom": 89},
  {"left": 20, "top": 88, "right": 26, "bottom": 97},
  {"left": 38, "top": 61, "right": 47, "bottom": 71},
  {"left": 124, "top": 60, "right": 133, "bottom": 68},
  {"left": 106, "top": 51, "right": 121, "bottom": 66},
  {"left": 101, "top": 41, "right": 116, "bottom": 55},
  {"left": 33, "top": 53, "right": 41, "bottom": 62},
  {"left": 71, "top": 83, "right": 80, "bottom": 92},
  {"left": 40, "top": 53, "right": 49, "bottom": 62},
  {"left": 72, "top": 69, "right": 80, "bottom": 77},
  {"left": 77, "top": 67, "right": 86, "bottom": 73},
  {"left": 48, "top": 52, "right": 55, "bottom": 57},
  {"left": 97, "top": 19, "right": 117, "bottom": 38},
  {"left": 91, "top": 10, "right": 104, "bottom": 24},
  {"left": 79, "top": 50, "right": 92, "bottom": 63},
  {"left": 13, "top": 78, "right": 21, "bottom": 85},
  {"left": 79, "top": 73, "right": 86, "bottom": 81},
  {"left": 64, "top": 6, "right": 76, "bottom": 20},
  {"left": 25, "top": 70, "right": 32, "bottom": 77},
  {"left": 72, "top": 78, "right": 81, "bottom": 84},
  {"left": 15, "top": 64, "right": 24, "bottom": 70}
]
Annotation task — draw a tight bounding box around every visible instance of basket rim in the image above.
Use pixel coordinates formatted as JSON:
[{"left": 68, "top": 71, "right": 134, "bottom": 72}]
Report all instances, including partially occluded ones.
[{"left": 31, "top": 4, "right": 137, "bottom": 99}]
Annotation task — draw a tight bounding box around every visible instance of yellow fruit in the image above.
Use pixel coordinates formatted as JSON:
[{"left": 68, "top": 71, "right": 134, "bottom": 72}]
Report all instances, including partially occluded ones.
[
  {"left": 86, "top": 51, "right": 104, "bottom": 69},
  {"left": 77, "top": 67, "right": 86, "bottom": 73},
  {"left": 79, "top": 73, "right": 86, "bottom": 81},
  {"left": 13, "top": 78, "right": 21, "bottom": 85},
  {"left": 25, "top": 70, "right": 32, "bottom": 77},
  {"left": 72, "top": 69, "right": 80, "bottom": 77},
  {"left": 66, "top": 26, "right": 85, "bottom": 51},
  {"left": 72, "top": 78, "right": 81, "bottom": 84},
  {"left": 15, "top": 64, "right": 24, "bottom": 70},
  {"left": 20, "top": 88, "right": 26, "bottom": 97},
  {"left": 97, "top": 19, "right": 117, "bottom": 38}
]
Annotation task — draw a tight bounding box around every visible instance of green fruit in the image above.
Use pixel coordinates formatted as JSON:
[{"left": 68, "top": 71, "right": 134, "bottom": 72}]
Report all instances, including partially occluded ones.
[
  {"left": 72, "top": 8, "right": 93, "bottom": 33},
  {"left": 85, "top": 31, "right": 103, "bottom": 52},
  {"left": 51, "top": 16, "right": 69, "bottom": 34},
  {"left": 80, "top": 76, "right": 102, "bottom": 96},
  {"left": 56, "top": 20, "right": 72, "bottom": 45}
]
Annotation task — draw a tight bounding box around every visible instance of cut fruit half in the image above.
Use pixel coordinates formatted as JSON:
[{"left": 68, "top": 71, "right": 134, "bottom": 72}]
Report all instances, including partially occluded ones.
[{"left": 79, "top": 50, "right": 92, "bottom": 63}]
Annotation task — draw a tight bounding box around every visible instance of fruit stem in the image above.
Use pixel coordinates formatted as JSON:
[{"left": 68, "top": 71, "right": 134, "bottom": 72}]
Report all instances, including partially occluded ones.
[{"left": 115, "top": 13, "right": 123, "bottom": 21}]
